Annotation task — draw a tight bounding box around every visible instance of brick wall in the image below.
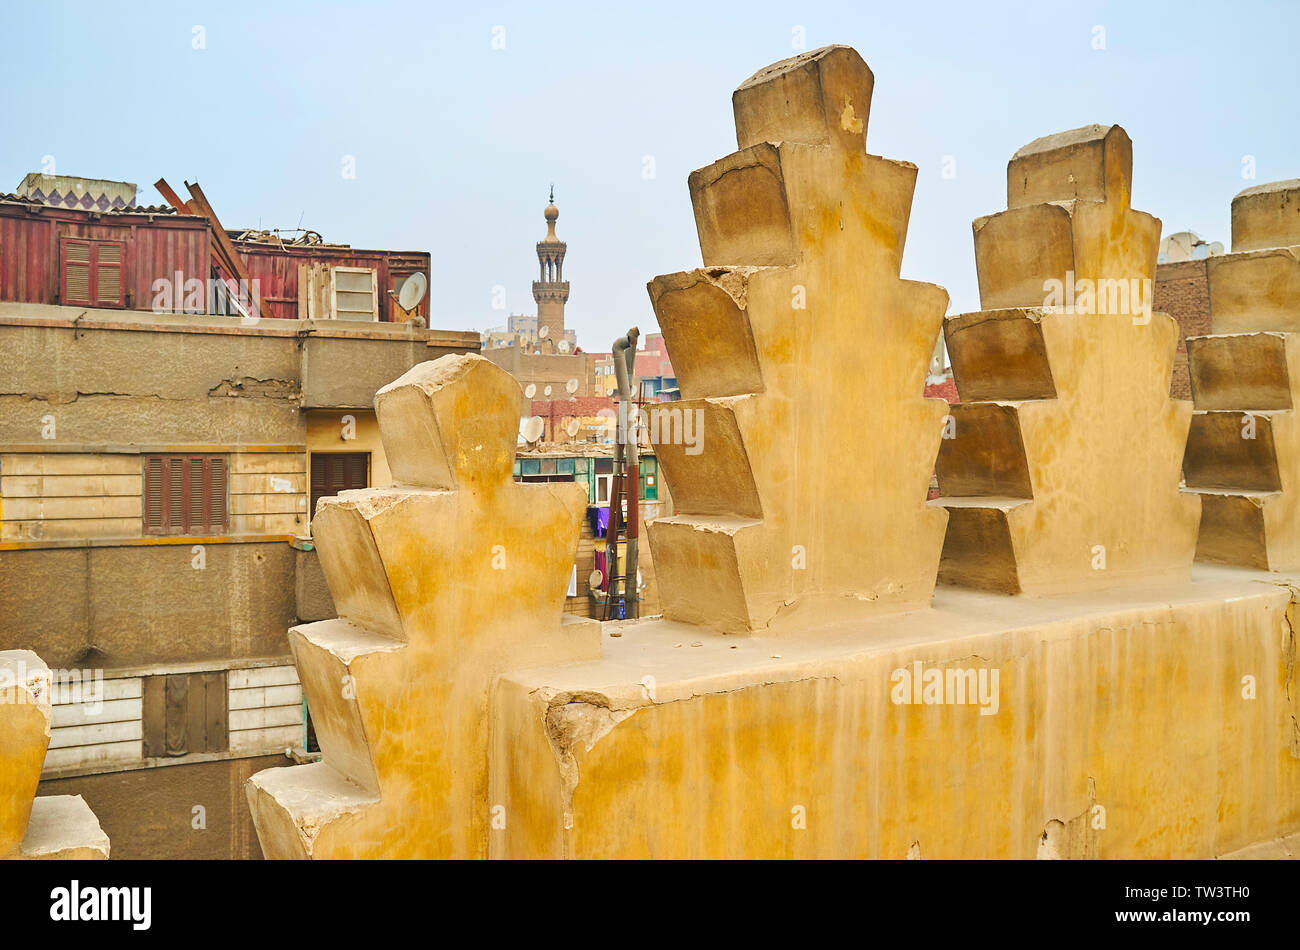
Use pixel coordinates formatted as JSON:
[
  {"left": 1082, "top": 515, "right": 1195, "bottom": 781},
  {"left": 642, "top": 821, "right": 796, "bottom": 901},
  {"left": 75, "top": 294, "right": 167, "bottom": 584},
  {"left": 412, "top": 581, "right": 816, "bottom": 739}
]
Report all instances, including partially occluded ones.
[{"left": 1153, "top": 259, "right": 1211, "bottom": 399}]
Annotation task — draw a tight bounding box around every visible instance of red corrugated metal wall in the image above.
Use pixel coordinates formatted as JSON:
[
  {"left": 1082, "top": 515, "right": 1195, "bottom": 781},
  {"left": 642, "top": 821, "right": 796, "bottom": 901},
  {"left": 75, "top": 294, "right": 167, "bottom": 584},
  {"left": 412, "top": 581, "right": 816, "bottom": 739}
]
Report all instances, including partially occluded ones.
[
  {"left": 0, "top": 203, "right": 432, "bottom": 322},
  {"left": 0, "top": 204, "right": 210, "bottom": 311}
]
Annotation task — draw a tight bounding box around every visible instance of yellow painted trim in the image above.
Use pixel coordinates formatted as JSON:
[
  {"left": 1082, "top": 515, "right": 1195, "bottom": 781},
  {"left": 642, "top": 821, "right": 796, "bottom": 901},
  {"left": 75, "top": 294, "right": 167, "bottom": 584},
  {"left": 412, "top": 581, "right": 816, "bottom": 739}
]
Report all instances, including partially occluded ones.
[
  {"left": 0, "top": 534, "right": 295, "bottom": 552},
  {"left": 0, "top": 444, "right": 306, "bottom": 455}
]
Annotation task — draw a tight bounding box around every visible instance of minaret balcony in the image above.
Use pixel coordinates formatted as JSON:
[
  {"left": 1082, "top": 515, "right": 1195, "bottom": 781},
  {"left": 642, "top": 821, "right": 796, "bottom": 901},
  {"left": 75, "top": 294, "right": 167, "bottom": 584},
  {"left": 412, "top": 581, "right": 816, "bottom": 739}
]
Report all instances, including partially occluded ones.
[{"left": 532, "top": 280, "right": 570, "bottom": 302}]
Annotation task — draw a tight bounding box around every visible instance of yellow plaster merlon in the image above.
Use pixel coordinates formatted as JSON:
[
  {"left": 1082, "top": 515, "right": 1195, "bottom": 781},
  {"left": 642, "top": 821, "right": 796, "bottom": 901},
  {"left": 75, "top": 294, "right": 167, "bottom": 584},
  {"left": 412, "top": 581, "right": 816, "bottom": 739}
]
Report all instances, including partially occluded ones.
[
  {"left": 1185, "top": 181, "right": 1300, "bottom": 570},
  {"left": 247, "top": 354, "right": 601, "bottom": 858},
  {"left": 649, "top": 45, "right": 949, "bottom": 635},
  {"left": 937, "top": 124, "right": 1199, "bottom": 595},
  {"left": 0, "top": 651, "right": 109, "bottom": 860}
]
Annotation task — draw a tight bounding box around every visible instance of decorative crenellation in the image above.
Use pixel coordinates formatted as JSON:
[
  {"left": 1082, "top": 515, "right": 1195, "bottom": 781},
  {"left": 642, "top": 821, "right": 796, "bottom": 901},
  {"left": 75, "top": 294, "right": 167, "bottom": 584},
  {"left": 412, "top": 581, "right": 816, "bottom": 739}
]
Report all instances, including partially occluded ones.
[
  {"left": 1183, "top": 180, "right": 1300, "bottom": 569},
  {"left": 245, "top": 354, "right": 599, "bottom": 858},
  {"left": 645, "top": 45, "right": 952, "bottom": 633},
  {"left": 933, "top": 125, "right": 1199, "bottom": 594}
]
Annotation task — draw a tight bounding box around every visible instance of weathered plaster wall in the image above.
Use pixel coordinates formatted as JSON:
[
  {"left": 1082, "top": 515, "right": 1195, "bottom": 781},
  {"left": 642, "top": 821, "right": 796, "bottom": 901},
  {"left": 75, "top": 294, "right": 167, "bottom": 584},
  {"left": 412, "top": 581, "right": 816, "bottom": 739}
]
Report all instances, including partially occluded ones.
[
  {"left": 38, "top": 754, "right": 290, "bottom": 859},
  {"left": 0, "top": 541, "right": 295, "bottom": 668},
  {"left": 491, "top": 569, "right": 1300, "bottom": 859}
]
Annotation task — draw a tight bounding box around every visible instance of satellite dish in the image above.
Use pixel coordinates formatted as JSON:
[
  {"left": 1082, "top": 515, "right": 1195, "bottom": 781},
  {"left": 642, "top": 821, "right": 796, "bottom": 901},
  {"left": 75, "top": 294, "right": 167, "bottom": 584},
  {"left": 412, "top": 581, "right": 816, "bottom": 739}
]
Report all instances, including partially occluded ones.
[
  {"left": 566, "top": 418, "right": 581, "bottom": 437},
  {"left": 522, "top": 416, "right": 544, "bottom": 442},
  {"left": 524, "top": 383, "right": 537, "bottom": 399},
  {"left": 544, "top": 385, "right": 553, "bottom": 397},
  {"left": 588, "top": 569, "right": 604, "bottom": 590},
  {"left": 398, "top": 272, "right": 428, "bottom": 312},
  {"left": 558, "top": 340, "right": 570, "bottom": 353},
  {"left": 538, "top": 325, "right": 550, "bottom": 339},
  {"left": 1207, "top": 241, "right": 1225, "bottom": 256},
  {"left": 565, "top": 378, "right": 579, "bottom": 394}
]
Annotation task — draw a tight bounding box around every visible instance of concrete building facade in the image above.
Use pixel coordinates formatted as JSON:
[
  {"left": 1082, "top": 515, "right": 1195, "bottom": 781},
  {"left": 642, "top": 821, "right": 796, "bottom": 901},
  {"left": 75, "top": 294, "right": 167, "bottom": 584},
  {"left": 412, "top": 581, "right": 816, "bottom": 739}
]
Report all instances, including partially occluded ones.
[{"left": 0, "top": 188, "right": 476, "bottom": 858}]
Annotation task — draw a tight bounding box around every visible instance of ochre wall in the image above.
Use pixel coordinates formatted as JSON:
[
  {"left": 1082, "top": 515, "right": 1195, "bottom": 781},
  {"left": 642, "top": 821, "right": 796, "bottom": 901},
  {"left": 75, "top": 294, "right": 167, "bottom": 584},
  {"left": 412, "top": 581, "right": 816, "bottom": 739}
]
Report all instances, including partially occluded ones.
[{"left": 491, "top": 570, "right": 1300, "bottom": 859}]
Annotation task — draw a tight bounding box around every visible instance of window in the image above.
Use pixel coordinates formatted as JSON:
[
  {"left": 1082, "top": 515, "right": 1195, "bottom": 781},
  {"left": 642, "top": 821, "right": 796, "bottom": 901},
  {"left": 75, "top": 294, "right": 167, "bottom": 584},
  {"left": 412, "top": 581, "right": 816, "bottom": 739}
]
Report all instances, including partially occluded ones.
[
  {"left": 641, "top": 457, "right": 659, "bottom": 500},
  {"left": 142, "top": 672, "right": 228, "bottom": 757},
  {"left": 329, "top": 266, "right": 379, "bottom": 321},
  {"left": 310, "top": 452, "right": 369, "bottom": 518},
  {"left": 61, "top": 238, "right": 125, "bottom": 308},
  {"left": 144, "top": 455, "right": 228, "bottom": 536}
]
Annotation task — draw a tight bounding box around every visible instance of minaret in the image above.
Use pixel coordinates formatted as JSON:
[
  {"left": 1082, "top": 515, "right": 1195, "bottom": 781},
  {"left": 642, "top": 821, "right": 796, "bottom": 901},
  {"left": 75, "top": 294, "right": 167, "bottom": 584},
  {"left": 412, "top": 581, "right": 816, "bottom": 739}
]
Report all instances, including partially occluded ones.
[{"left": 533, "top": 186, "right": 569, "bottom": 349}]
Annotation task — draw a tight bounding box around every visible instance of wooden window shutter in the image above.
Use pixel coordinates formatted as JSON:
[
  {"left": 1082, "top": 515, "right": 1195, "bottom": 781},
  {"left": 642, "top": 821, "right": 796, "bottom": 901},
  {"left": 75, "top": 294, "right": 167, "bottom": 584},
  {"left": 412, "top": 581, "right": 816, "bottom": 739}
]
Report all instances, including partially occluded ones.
[
  {"left": 310, "top": 452, "right": 369, "bottom": 519},
  {"left": 168, "top": 457, "right": 184, "bottom": 531},
  {"left": 62, "top": 240, "right": 92, "bottom": 304},
  {"left": 144, "top": 456, "right": 164, "bottom": 534},
  {"left": 188, "top": 456, "right": 206, "bottom": 534},
  {"left": 142, "top": 671, "right": 229, "bottom": 757},
  {"left": 347, "top": 453, "right": 367, "bottom": 490},
  {"left": 144, "top": 454, "right": 227, "bottom": 536},
  {"left": 94, "top": 241, "right": 124, "bottom": 306},
  {"left": 208, "top": 457, "right": 227, "bottom": 532}
]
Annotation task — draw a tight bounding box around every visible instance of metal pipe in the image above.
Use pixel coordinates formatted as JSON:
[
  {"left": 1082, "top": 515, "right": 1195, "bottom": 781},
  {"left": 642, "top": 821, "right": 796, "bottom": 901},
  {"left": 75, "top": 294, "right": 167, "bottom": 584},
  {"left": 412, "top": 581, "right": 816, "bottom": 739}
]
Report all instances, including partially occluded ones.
[{"left": 611, "top": 327, "right": 640, "bottom": 618}]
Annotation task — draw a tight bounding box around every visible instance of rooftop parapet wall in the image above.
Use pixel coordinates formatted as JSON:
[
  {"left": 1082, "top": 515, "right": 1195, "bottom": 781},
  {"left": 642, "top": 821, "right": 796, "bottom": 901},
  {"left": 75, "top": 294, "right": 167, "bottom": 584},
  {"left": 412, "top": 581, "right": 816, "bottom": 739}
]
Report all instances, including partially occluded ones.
[
  {"left": 1185, "top": 180, "right": 1300, "bottom": 570},
  {"left": 0, "top": 651, "right": 109, "bottom": 860},
  {"left": 935, "top": 124, "right": 1199, "bottom": 594},
  {"left": 246, "top": 354, "right": 600, "bottom": 859},
  {"left": 646, "top": 45, "right": 950, "bottom": 633}
]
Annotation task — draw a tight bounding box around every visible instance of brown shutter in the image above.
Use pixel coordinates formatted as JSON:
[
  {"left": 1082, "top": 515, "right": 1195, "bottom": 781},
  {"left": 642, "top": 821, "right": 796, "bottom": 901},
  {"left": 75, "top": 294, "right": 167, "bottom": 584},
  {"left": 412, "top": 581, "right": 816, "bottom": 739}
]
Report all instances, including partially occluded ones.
[
  {"left": 164, "top": 673, "right": 190, "bottom": 756},
  {"left": 205, "top": 672, "right": 229, "bottom": 752},
  {"left": 63, "top": 240, "right": 91, "bottom": 304},
  {"left": 188, "top": 457, "right": 204, "bottom": 533},
  {"left": 94, "top": 242, "right": 124, "bottom": 306},
  {"left": 347, "top": 453, "right": 367, "bottom": 490},
  {"left": 312, "top": 453, "right": 368, "bottom": 517},
  {"left": 144, "top": 456, "right": 164, "bottom": 534},
  {"left": 141, "top": 676, "right": 165, "bottom": 757},
  {"left": 143, "top": 671, "right": 228, "bottom": 756},
  {"left": 169, "top": 457, "right": 184, "bottom": 532},
  {"left": 209, "top": 457, "right": 227, "bottom": 532}
]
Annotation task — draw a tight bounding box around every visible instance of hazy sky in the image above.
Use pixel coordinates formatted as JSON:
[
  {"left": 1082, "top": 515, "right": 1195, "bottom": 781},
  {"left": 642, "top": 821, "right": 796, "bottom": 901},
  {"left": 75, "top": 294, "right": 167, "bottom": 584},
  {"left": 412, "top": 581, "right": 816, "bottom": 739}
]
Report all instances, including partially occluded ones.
[{"left": 3, "top": 1, "right": 1296, "bottom": 349}]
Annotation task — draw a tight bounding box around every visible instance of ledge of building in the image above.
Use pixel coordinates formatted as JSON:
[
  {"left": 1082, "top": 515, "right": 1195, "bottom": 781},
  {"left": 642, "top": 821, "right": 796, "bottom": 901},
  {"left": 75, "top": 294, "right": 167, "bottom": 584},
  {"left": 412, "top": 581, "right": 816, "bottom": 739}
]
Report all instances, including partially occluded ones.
[{"left": 0, "top": 301, "right": 476, "bottom": 347}]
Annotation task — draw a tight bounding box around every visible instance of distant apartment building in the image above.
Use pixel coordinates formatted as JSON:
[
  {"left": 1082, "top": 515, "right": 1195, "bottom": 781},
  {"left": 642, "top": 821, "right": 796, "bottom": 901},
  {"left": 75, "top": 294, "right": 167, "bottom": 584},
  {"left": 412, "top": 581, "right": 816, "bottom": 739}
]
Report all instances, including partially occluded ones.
[{"left": 0, "top": 176, "right": 477, "bottom": 858}]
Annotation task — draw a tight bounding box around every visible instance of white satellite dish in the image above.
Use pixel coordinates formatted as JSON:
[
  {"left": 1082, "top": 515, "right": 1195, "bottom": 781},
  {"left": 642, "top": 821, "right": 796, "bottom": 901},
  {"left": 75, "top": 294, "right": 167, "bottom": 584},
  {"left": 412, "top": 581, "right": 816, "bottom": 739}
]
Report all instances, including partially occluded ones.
[
  {"left": 566, "top": 377, "right": 579, "bottom": 394},
  {"left": 588, "top": 569, "right": 604, "bottom": 590},
  {"left": 544, "top": 384, "right": 553, "bottom": 397},
  {"left": 522, "top": 416, "right": 545, "bottom": 442},
  {"left": 398, "top": 272, "right": 428, "bottom": 312},
  {"left": 538, "top": 325, "right": 550, "bottom": 339},
  {"left": 524, "top": 383, "right": 537, "bottom": 399},
  {"left": 558, "top": 339, "right": 570, "bottom": 353},
  {"left": 566, "top": 418, "right": 581, "bottom": 437}
]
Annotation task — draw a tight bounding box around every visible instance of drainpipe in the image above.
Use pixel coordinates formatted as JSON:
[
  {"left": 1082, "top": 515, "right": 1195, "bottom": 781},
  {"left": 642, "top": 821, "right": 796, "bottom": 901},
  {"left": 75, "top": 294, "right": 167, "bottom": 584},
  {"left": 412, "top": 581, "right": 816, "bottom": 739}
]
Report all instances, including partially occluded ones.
[{"left": 612, "top": 328, "right": 640, "bottom": 618}]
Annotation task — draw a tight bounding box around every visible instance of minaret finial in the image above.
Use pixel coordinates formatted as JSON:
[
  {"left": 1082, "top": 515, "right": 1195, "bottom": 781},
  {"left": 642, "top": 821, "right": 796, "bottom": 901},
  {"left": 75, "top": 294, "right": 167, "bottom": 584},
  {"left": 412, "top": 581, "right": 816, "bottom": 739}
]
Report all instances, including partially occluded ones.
[{"left": 549, "top": 183, "right": 554, "bottom": 203}]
